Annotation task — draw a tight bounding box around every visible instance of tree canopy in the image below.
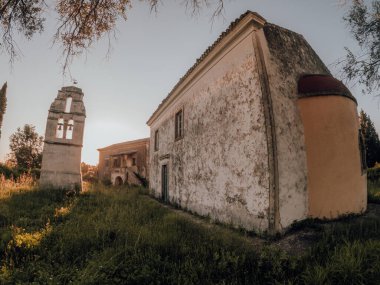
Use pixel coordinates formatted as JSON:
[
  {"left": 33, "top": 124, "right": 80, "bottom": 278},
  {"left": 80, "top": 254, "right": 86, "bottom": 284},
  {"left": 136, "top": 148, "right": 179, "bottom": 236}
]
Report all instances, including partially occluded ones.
[
  {"left": 0, "top": 82, "right": 6, "bottom": 139},
  {"left": 0, "top": 0, "right": 224, "bottom": 69},
  {"left": 9, "top": 124, "right": 44, "bottom": 170},
  {"left": 343, "top": 0, "right": 380, "bottom": 95},
  {"left": 359, "top": 110, "right": 380, "bottom": 168}
]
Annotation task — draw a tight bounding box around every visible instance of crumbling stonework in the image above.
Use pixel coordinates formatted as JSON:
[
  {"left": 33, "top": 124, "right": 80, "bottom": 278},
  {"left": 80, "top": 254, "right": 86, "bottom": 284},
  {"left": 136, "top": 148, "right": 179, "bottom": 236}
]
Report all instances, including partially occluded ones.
[{"left": 40, "top": 86, "right": 86, "bottom": 190}]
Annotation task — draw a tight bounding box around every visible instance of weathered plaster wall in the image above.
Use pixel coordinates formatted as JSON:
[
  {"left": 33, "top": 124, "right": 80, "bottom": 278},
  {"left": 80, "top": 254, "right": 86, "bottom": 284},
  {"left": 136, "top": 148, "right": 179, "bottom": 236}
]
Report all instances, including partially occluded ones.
[
  {"left": 261, "top": 24, "right": 331, "bottom": 229},
  {"left": 150, "top": 30, "right": 271, "bottom": 232}
]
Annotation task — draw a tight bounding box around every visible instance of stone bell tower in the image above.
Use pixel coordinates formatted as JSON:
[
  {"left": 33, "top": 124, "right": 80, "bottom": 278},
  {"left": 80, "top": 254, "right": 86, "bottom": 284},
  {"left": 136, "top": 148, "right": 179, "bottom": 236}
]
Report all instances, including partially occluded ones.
[{"left": 40, "top": 86, "right": 86, "bottom": 190}]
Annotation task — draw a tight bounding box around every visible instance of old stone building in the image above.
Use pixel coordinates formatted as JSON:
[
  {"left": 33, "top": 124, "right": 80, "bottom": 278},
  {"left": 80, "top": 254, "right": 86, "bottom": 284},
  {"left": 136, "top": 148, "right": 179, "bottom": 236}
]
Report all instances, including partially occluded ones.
[
  {"left": 40, "top": 86, "right": 86, "bottom": 190},
  {"left": 147, "top": 11, "right": 367, "bottom": 234},
  {"left": 98, "top": 138, "right": 149, "bottom": 186}
]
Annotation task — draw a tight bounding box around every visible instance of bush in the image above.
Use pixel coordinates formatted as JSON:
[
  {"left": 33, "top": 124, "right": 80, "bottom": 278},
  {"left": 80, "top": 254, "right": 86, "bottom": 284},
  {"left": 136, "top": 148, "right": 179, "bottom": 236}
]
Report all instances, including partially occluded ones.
[
  {"left": 367, "top": 167, "right": 380, "bottom": 182},
  {"left": 101, "top": 178, "right": 112, "bottom": 186},
  {"left": 82, "top": 171, "right": 98, "bottom": 184},
  {"left": 0, "top": 164, "right": 39, "bottom": 181},
  {"left": 0, "top": 164, "right": 12, "bottom": 178}
]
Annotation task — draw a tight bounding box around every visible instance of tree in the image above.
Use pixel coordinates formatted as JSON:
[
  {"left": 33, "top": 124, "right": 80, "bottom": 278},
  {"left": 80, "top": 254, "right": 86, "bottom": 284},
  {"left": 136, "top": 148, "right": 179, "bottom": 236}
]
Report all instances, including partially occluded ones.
[
  {"left": 0, "top": 0, "right": 225, "bottom": 69},
  {"left": 9, "top": 124, "right": 44, "bottom": 170},
  {"left": 0, "top": 82, "right": 6, "bottom": 138},
  {"left": 359, "top": 110, "right": 380, "bottom": 168},
  {"left": 342, "top": 0, "right": 380, "bottom": 95}
]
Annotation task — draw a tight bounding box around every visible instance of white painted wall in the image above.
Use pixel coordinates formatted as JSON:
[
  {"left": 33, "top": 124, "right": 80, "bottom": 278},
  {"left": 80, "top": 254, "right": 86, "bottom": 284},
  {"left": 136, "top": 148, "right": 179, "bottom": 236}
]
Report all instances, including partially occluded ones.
[{"left": 150, "top": 29, "right": 271, "bottom": 232}]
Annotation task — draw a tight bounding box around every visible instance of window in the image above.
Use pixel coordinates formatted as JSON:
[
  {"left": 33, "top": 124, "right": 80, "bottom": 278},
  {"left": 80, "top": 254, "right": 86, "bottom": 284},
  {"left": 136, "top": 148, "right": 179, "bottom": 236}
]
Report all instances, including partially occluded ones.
[
  {"left": 132, "top": 158, "right": 136, "bottom": 166},
  {"left": 56, "top": 118, "right": 64, "bottom": 138},
  {"left": 65, "top": 96, "right": 72, "bottom": 113},
  {"left": 65, "top": 119, "right": 74, "bottom": 140},
  {"left": 105, "top": 159, "right": 109, "bottom": 168},
  {"left": 154, "top": 130, "right": 159, "bottom": 151},
  {"left": 175, "top": 109, "right": 183, "bottom": 140},
  {"left": 113, "top": 157, "right": 121, "bottom": 168}
]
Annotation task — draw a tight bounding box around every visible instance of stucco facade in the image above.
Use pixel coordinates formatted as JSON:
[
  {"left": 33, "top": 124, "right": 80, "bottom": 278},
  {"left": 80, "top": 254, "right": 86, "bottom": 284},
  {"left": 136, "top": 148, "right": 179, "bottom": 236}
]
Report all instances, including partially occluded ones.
[
  {"left": 98, "top": 138, "right": 149, "bottom": 186},
  {"left": 40, "top": 86, "right": 86, "bottom": 190},
  {"left": 298, "top": 75, "right": 367, "bottom": 219},
  {"left": 147, "top": 11, "right": 367, "bottom": 234}
]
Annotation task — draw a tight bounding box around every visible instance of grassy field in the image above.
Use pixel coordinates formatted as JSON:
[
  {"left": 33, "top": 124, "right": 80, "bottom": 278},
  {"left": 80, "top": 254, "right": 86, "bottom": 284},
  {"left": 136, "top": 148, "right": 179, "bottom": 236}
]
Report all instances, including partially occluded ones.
[{"left": 0, "top": 184, "right": 379, "bottom": 284}]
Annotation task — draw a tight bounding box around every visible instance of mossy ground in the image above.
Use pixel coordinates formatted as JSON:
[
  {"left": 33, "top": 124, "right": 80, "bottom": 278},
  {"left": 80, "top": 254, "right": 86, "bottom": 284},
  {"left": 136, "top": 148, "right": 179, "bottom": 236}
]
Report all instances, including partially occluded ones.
[{"left": 0, "top": 183, "right": 379, "bottom": 284}]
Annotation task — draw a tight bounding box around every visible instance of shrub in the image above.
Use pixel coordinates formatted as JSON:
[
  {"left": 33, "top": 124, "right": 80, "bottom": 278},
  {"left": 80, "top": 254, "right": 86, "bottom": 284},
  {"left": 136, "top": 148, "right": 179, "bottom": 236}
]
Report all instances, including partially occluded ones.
[{"left": 367, "top": 167, "right": 380, "bottom": 182}]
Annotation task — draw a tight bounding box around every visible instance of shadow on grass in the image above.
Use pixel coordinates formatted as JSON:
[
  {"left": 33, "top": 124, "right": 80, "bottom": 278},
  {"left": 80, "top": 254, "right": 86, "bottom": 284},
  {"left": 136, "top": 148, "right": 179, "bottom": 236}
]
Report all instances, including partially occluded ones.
[{"left": 0, "top": 184, "right": 379, "bottom": 284}]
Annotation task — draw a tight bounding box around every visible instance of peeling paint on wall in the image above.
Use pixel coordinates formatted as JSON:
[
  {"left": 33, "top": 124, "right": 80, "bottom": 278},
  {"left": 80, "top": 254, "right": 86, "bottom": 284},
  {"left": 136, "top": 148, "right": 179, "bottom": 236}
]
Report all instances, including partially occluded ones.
[{"left": 150, "top": 32, "right": 271, "bottom": 232}]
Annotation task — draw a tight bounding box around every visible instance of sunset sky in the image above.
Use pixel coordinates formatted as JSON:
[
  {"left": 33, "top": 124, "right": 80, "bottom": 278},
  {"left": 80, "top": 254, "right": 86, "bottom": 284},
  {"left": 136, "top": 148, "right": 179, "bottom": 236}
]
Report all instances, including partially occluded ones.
[{"left": 1, "top": 0, "right": 378, "bottom": 165}]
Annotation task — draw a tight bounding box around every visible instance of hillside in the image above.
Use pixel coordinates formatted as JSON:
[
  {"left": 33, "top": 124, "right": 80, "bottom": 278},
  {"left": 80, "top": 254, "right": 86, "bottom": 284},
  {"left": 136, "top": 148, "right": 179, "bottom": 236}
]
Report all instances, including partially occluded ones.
[{"left": 0, "top": 184, "right": 379, "bottom": 284}]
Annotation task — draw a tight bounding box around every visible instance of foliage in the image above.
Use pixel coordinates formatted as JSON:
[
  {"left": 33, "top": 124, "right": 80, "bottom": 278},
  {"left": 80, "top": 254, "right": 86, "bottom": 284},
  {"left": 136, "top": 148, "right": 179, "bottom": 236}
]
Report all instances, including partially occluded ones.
[
  {"left": 0, "top": 0, "right": 225, "bottom": 70},
  {"left": 368, "top": 180, "right": 380, "bottom": 203},
  {"left": 343, "top": 0, "right": 380, "bottom": 95},
  {"left": 367, "top": 166, "right": 380, "bottom": 181},
  {"left": 0, "top": 163, "right": 40, "bottom": 182},
  {"left": 0, "top": 82, "right": 6, "bottom": 139},
  {"left": 9, "top": 124, "right": 43, "bottom": 170},
  {"left": 101, "top": 177, "right": 112, "bottom": 186},
  {"left": 359, "top": 110, "right": 380, "bottom": 168},
  {"left": 80, "top": 162, "right": 98, "bottom": 183},
  {"left": 0, "top": 0, "right": 45, "bottom": 63},
  {"left": 0, "top": 185, "right": 379, "bottom": 284},
  {"left": 0, "top": 173, "right": 36, "bottom": 195}
]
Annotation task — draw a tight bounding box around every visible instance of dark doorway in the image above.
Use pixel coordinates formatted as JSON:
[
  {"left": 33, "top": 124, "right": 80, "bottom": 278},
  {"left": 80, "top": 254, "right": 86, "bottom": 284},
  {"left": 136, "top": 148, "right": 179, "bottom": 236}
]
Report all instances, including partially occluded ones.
[
  {"left": 114, "top": 176, "right": 123, "bottom": 186},
  {"left": 161, "top": 164, "right": 169, "bottom": 203}
]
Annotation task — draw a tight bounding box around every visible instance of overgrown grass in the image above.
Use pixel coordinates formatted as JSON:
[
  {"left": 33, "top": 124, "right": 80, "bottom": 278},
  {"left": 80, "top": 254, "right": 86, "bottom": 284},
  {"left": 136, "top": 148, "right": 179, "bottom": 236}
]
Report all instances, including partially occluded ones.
[
  {"left": 368, "top": 180, "right": 380, "bottom": 203},
  {"left": 0, "top": 173, "right": 36, "bottom": 198},
  {"left": 0, "top": 184, "right": 379, "bottom": 284}
]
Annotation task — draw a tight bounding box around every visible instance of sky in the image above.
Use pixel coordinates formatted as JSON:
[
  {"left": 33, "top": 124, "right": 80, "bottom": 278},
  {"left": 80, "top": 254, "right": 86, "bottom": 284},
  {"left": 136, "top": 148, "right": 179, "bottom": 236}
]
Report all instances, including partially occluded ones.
[{"left": 0, "top": 0, "right": 379, "bottom": 165}]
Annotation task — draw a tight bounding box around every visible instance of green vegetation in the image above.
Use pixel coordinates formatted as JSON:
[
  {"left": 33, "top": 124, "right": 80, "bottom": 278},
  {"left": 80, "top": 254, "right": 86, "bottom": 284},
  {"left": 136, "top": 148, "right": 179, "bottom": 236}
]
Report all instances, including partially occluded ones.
[
  {"left": 0, "top": 184, "right": 379, "bottom": 284},
  {"left": 359, "top": 110, "right": 380, "bottom": 168},
  {"left": 8, "top": 124, "right": 43, "bottom": 170},
  {"left": 0, "top": 82, "right": 7, "bottom": 139},
  {"left": 368, "top": 181, "right": 380, "bottom": 204},
  {"left": 367, "top": 166, "right": 380, "bottom": 203}
]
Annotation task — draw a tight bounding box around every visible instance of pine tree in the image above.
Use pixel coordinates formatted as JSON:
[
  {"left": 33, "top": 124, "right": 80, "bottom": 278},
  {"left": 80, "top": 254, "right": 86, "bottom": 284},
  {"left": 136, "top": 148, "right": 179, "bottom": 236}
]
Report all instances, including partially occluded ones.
[
  {"left": 359, "top": 110, "right": 380, "bottom": 168},
  {"left": 0, "top": 82, "right": 7, "bottom": 139}
]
